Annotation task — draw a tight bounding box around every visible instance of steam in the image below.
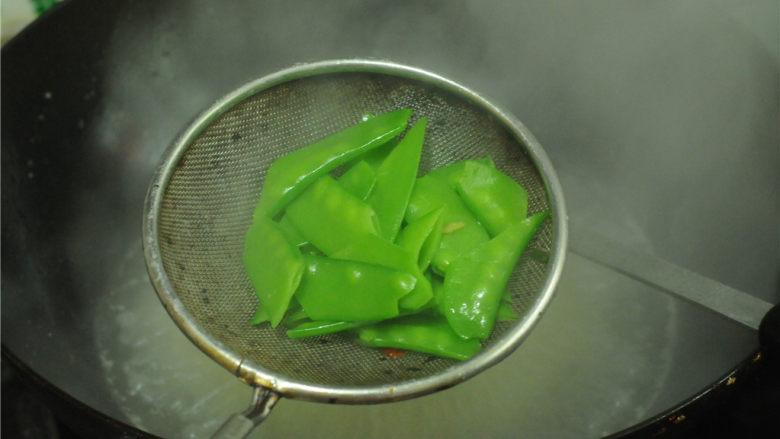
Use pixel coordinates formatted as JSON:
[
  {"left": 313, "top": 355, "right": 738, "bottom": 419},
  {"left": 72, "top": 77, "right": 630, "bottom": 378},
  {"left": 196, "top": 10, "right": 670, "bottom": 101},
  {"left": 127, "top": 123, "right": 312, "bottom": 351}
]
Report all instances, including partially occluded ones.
[{"left": 83, "top": 2, "right": 777, "bottom": 437}]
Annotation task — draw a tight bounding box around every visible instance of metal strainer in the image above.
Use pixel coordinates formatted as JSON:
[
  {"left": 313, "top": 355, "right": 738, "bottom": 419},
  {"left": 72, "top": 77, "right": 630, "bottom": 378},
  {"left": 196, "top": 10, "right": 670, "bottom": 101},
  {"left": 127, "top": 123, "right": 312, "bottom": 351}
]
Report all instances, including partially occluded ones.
[{"left": 142, "top": 60, "right": 567, "bottom": 438}]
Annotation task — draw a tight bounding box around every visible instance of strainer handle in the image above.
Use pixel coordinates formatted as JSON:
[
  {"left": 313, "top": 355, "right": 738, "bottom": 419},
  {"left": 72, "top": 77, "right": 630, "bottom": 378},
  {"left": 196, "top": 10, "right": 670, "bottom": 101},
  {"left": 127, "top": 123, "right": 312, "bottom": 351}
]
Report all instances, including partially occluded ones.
[{"left": 211, "top": 387, "right": 281, "bottom": 439}]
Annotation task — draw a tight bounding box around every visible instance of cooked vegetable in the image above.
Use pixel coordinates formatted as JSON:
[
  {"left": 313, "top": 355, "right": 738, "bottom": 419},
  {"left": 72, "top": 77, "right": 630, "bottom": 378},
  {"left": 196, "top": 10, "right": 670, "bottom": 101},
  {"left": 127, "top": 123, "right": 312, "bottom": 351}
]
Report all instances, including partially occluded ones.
[
  {"left": 405, "top": 174, "right": 490, "bottom": 274},
  {"left": 454, "top": 160, "right": 528, "bottom": 236},
  {"left": 285, "top": 175, "right": 379, "bottom": 255},
  {"left": 243, "top": 217, "right": 304, "bottom": 327},
  {"left": 331, "top": 233, "right": 433, "bottom": 311},
  {"left": 442, "top": 211, "right": 549, "bottom": 339},
  {"left": 287, "top": 320, "right": 368, "bottom": 339},
  {"left": 253, "top": 108, "right": 412, "bottom": 218},
  {"left": 251, "top": 304, "right": 270, "bottom": 326},
  {"left": 496, "top": 301, "right": 519, "bottom": 322},
  {"left": 281, "top": 300, "right": 309, "bottom": 327},
  {"left": 277, "top": 214, "right": 308, "bottom": 248},
  {"left": 338, "top": 160, "right": 377, "bottom": 200},
  {"left": 356, "top": 313, "right": 482, "bottom": 361},
  {"left": 367, "top": 118, "right": 427, "bottom": 241},
  {"left": 295, "top": 254, "right": 416, "bottom": 321},
  {"left": 398, "top": 271, "right": 435, "bottom": 311},
  {"left": 242, "top": 109, "right": 548, "bottom": 360},
  {"left": 396, "top": 207, "right": 444, "bottom": 272},
  {"left": 425, "top": 157, "right": 496, "bottom": 187}
]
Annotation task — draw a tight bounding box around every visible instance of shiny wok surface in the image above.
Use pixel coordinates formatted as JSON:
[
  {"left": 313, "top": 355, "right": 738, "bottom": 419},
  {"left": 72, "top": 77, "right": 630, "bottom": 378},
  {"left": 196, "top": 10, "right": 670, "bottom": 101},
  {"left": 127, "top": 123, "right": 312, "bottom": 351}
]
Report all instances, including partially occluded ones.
[{"left": 2, "top": 1, "right": 777, "bottom": 438}]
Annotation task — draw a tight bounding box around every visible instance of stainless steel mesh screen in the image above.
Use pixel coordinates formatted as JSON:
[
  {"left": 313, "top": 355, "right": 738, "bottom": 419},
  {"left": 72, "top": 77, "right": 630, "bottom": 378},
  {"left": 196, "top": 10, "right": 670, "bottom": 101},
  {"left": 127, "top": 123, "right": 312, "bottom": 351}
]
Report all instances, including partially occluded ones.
[{"left": 155, "top": 71, "right": 553, "bottom": 387}]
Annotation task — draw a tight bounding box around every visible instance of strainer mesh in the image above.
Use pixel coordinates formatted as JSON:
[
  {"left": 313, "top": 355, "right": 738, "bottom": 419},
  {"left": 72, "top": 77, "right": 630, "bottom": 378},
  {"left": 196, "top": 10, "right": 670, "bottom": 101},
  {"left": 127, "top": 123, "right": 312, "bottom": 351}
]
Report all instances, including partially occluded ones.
[{"left": 157, "top": 72, "right": 552, "bottom": 387}]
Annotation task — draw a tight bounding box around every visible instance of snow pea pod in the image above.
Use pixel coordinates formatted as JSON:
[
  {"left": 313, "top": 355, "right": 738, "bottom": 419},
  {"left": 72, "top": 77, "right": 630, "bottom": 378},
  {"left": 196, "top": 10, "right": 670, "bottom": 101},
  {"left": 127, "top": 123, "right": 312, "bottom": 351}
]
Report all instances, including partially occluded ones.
[
  {"left": 285, "top": 304, "right": 439, "bottom": 340},
  {"left": 285, "top": 175, "right": 379, "bottom": 255},
  {"left": 250, "top": 304, "right": 270, "bottom": 325},
  {"left": 367, "top": 118, "right": 427, "bottom": 241},
  {"left": 331, "top": 233, "right": 433, "bottom": 311},
  {"left": 338, "top": 160, "right": 376, "bottom": 200},
  {"left": 281, "top": 300, "right": 309, "bottom": 327},
  {"left": 332, "top": 232, "right": 413, "bottom": 270},
  {"left": 287, "top": 320, "right": 369, "bottom": 339},
  {"left": 295, "top": 254, "right": 416, "bottom": 322},
  {"left": 243, "top": 217, "right": 304, "bottom": 327},
  {"left": 277, "top": 214, "right": 308, "bottom": 247},
  {"left": 496, "top": 301, "right": 518, "bottom": 322},
  {"left": 361, "top": 138, "right": 397, "bottom": 169},
  {"left": 277, "top": 160, "right": 377, "bottom": 248},
  {"left": 405, "top": 174, "right": 490, "bottom": 274},
  {"left": 425, "top": 157, "right": 496, "bottom": 187},
  {"left": 398, "top": 272, "right": 434, "bottom": 310},
  {"left": 395, "top": 207, "right": 444, "bottom": 272},
  {"left": 455, "top": 160, "right": 528, "bottom": 236},
  {"left": 356, "top": 313, "right": 482, "bottom": 361},
  {"left": 442, "top": 211, "right": 549, "bottom": 340},
  {"left": 427, "top": 273, "right": 514, "bottom": 322},
  {"left": 344, "top": 137, "right": 399, "bottom": 171},
  {"left": 253, "top": 108, "right": 412, "bottom": 218},
  {"left": 429, "top": 272, "right": 446, "bottom": 315}
]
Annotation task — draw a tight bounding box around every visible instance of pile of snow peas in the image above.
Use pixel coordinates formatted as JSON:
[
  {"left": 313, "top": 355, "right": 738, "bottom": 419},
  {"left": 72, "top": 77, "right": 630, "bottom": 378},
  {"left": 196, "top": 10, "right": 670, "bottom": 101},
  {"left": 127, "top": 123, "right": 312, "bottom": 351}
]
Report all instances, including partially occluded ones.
[{"left": 244, "top": 109, "right": 548, "bottom": 360}]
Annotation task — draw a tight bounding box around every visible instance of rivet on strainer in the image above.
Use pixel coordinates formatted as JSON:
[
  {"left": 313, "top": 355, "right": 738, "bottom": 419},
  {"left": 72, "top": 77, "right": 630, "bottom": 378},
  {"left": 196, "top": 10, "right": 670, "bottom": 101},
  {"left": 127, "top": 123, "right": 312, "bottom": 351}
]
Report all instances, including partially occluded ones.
[{"left": 142, "top": 59, "right": 567, "bottom": 438}]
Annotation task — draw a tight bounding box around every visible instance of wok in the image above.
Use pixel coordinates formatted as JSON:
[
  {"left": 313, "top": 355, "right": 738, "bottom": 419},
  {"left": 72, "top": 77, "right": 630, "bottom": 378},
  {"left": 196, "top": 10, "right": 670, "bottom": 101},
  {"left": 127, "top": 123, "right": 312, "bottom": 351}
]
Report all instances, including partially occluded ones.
[{"left": 3, "top": 1, "right": 778, "bottom": 438}]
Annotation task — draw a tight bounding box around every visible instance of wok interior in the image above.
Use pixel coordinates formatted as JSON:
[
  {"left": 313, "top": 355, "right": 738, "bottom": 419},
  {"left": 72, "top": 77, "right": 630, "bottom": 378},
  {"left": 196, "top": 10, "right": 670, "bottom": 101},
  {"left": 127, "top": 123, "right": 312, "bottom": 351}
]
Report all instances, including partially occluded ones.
[{"left": 156, "top": 71, "right": 553, "bottom": 387}]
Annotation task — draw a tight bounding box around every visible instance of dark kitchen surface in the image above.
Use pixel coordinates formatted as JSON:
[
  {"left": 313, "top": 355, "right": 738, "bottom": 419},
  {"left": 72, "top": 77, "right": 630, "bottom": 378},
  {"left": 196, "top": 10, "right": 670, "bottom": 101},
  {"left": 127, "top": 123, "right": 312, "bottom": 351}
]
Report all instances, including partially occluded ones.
[{"left": 2, "top": 1, "right": 777, "bottom": 438}]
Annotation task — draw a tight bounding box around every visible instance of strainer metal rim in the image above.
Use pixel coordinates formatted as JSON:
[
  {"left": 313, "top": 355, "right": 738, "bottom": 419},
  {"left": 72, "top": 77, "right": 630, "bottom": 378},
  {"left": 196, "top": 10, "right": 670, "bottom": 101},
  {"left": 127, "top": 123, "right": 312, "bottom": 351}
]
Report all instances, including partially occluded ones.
[{"left": 142, "top": 59, "right": 568, "bottom": 404}]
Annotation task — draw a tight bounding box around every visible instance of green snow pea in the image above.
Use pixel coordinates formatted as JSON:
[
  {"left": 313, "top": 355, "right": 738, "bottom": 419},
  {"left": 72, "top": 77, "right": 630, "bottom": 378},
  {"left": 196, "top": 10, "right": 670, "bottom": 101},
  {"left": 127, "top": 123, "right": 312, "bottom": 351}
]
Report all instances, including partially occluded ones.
[
  {"left": 295, "top": 254, "right": 416, "bottom": 321},
  {"left": 429, "top": 272, "right": 446, "bottom": 315},
  {"left": 395, "top": 207, "right": 444, "bottom": 272},
  {"left": 243, "top": 217, "right": 304, "bottom": 327},
  {"left": 425, "top": 157, "right": 496, "bottom": 187},
  {"left": 496, "top": 301, "right": 519, "bottom": 322},
  {"left": 287, "top": 320, "right": 369, "bottom": 339},
  {"left": 331, "top": 233, "right": 433, "bottom": 311},
  {"left": 455, "top": 160, "right": 528, "bottom": 236},
  {"left": 277, "top": 214, "right": 308, "bottom": 247},
  {"left": 426, "top": 273, "right": 517, "bottom": 322},
  {"left": 398, "top": 272, "right": 434, "bottom": 310},
  {"left": 442, "top": 210, "right": 549, "bottom": 339},
  {"left": 345, "top": 137, "right": 399, "bottom": 171},
  {"left": 367, "top": 118, "right": 427, "bottom": 241},
  {"left": 281, "top": 300, "right": 309, "bottom": 327},
  {"left": 496, "top": 285, "right": 517, "bottom": 321},
  {"left": 285, "top": 303, "right": 440, "bottom": 340},
  {"left": 405, "top": 174, "right": 490, "bottom": 274},
  {"left": 253, "top": 109, "right": 412, "bottom": 218},
  {"left": 356, "top": 313, "right": 482, "bottom": 361},
  {"left": 250, "top": 304, "right": 270, "bottom": 325},
  {"left": 338, "top": 160, "right": 377, "bottom": 200},
  {"left": 285, "top": 175, "right": 379, "bottom": 255},
  {"left": 332, "top": 232, "right": 413, "bottom": 270}
]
